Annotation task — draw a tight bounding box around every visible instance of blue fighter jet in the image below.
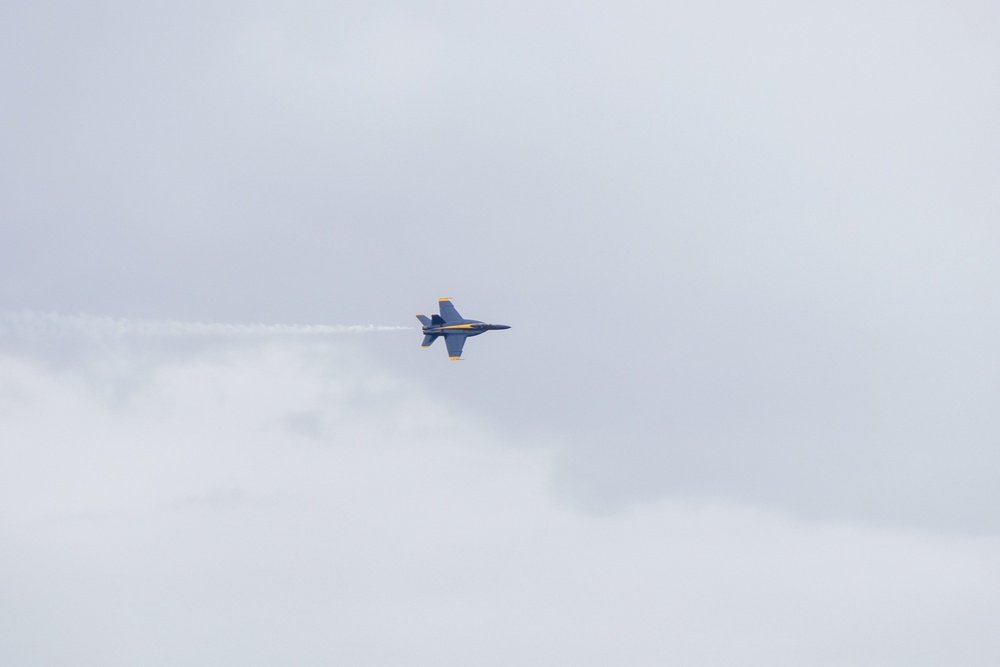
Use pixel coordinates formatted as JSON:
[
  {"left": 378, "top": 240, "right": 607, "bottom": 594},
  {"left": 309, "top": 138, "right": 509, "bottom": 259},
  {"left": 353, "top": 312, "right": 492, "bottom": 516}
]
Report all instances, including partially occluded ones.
[{"left": 416, "top": 298, "right": 510, "bottom": 360}]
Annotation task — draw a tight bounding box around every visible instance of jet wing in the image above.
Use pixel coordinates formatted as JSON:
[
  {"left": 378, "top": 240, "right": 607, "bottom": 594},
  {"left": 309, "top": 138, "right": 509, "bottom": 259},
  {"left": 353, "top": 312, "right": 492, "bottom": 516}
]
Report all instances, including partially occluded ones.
[
  {"left": 438, "top": 298, "right": 464, "bottom": 323},
  {"left": 444, "top": 334, "right": 466, "bottom": 360}
]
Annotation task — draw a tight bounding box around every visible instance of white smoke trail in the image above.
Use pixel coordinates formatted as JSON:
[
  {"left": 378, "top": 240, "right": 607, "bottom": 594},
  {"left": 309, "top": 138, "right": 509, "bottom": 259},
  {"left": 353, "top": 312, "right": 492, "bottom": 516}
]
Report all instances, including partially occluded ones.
[{"left": 0, "top": 311, "right": 414, "bottom": 339}]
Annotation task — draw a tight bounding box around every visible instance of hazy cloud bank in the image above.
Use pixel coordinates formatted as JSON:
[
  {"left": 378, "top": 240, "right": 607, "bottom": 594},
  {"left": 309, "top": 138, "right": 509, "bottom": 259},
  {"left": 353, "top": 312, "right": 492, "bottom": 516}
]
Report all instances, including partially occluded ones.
[{"left": 2, "top": 337, "right": 999, "bottom": 666}]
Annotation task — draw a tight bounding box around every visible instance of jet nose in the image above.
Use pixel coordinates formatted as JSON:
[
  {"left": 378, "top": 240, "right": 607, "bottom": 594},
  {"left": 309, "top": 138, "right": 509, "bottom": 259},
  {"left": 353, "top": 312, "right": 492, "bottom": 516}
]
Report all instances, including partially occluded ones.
[{"left": 492, "top": 324, "right": 511, "bottom": 330}]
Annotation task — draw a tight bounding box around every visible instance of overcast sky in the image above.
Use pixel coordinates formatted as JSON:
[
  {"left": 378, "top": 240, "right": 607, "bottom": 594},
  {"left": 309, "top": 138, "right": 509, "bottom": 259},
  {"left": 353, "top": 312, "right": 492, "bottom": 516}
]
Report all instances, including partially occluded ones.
[{"left": 3, "top": 1, "right": 1000, "bottom": 664}]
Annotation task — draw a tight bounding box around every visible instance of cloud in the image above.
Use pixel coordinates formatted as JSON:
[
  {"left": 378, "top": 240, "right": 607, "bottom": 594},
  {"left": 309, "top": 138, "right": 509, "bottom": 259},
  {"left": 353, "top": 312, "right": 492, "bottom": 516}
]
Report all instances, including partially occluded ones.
[{"left": 1, "top": 338, "right": 999, "bottom": 665}]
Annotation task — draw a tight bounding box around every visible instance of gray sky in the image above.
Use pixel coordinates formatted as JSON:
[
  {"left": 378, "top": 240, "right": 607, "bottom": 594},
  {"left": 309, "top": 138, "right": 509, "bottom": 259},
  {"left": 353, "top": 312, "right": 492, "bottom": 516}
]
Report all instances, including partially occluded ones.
[{"left": 3, "top": 1, "right": 1000, "bottom": 664}]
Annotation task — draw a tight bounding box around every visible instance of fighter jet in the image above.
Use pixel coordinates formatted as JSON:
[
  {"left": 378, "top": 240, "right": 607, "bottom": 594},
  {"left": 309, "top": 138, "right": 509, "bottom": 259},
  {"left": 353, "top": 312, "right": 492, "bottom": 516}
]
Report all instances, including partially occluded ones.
[{"left": 416, "top": 298, "right": 510, "bottom": 360}]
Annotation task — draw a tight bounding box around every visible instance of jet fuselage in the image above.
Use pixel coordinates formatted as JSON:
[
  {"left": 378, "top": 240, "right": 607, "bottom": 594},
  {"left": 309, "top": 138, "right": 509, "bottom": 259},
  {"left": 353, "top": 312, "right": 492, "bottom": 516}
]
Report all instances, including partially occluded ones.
[{"left": 421, "top": 320, "right": 510, "bottom": 336}]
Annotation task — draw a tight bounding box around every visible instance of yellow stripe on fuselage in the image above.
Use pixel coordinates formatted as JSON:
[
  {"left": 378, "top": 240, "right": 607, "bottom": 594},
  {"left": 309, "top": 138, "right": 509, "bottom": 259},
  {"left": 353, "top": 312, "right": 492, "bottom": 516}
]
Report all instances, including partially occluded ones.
[{"left": 439, "top": 324, "right": 475, "bottom": 329}]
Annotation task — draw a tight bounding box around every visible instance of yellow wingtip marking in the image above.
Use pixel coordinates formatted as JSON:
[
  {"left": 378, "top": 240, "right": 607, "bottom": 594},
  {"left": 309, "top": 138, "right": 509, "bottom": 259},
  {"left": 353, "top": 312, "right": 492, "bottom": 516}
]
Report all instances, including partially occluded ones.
[
  {"left": 438, "top": 297, "right": 453, "bottom": 302},
  {"left": 449, "top": 356, "right": 462, "bottom": 360},
  {"left": 416, "top": 313, "right": 424, "bottom": 317}
]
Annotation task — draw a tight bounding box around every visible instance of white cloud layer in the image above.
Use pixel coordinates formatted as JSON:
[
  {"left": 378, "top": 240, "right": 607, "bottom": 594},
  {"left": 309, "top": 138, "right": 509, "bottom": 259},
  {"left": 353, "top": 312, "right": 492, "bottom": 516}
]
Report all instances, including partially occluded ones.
[{"left": 2, "top": 338, "right": 998, "bottom": 666}]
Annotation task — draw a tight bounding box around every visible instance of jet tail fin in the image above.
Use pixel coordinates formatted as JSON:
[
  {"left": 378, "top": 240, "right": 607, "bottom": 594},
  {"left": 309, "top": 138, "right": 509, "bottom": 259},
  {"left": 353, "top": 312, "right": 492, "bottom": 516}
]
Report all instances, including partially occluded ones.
[
  {"left": 430, "top": 314, "right": 446, "bottom": 325},
  {"left": 416, "top": 314, "right": 432, "bottom": 326}
]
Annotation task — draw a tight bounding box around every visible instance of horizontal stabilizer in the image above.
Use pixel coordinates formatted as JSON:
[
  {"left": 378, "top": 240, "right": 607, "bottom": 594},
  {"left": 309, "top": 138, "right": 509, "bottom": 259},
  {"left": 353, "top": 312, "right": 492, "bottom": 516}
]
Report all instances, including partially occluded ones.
[
  {"left": 416, "top": 314, "right": 432, "bottom": 326},
  {"left": 422, "top": 334, "right": 439, "bottom": 348}
]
